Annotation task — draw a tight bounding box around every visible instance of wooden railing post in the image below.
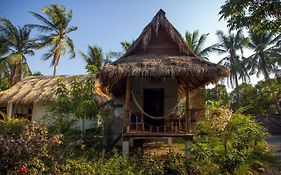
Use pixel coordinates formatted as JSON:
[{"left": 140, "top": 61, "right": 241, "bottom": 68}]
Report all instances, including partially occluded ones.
[{"left": 124, "top": 77, "right": 131, "bottom": 133}]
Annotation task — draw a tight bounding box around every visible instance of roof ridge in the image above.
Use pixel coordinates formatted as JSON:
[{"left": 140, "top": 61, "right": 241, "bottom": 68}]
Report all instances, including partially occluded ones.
[{"left": 122, "top": 9, "right": 196, "bottom": 58}]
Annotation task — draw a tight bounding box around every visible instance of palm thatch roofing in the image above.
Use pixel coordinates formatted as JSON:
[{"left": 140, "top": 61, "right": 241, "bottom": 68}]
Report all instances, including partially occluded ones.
[
  {"left": 98, "top": 9, "right": 229, "bottom": 95},
  {"left": 0, "top": 76, "right": 110, "bottom": 105}
]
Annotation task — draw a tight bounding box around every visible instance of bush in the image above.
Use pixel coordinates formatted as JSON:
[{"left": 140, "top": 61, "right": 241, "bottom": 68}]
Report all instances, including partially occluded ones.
[
  {"left": 191, "top": 103, "right": 269, "bottom": 174},
  {"left": 0, "top": 117, "right": 62, "bottom": 174}
]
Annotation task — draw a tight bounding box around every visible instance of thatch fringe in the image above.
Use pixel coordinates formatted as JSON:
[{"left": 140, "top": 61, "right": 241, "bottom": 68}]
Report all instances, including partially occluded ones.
[
  {"left": 0, "top": 75, "right": 110, "bottom": 105},
  {"left": 99, "top": 55, "right": 229, "bottom": 90}
]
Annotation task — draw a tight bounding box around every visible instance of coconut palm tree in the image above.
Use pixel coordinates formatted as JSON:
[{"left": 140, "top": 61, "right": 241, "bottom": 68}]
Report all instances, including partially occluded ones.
[
  {"left": 246, "top": 30, "right": 281, "bottom": 80},
  {"left": 121, "top": 40, "right": 133, "bottom": 52},
  {"left": 0, "top": 35, "right": 10, "bottom": 90},
  {"left": 30, "top": 4, "right": 77, "bottom": 76},
  {"left": 185, "top": 30, "right": 214, "bottom": 59},
  {"left": 213, "top": 29, "right": 249, "bottom": 88},
  {"left": 79, "top": 46, "right": 104, "bottom": 74},
  {"left": 0, "top": 18, "right": 35, "bottom": 86}
]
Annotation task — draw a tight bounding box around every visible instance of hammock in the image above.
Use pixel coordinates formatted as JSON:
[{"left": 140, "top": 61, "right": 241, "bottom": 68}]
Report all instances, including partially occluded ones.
[{"left": 131, "top": 91, "right": 182, "bottom": 120}]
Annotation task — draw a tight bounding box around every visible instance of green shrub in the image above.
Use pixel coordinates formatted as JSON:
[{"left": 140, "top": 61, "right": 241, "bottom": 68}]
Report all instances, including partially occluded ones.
[
  {"left": 191, "top": 104, "right": 269, "bottom": 174},
  {"left": 0, "top": 117, "right": 62, "bottom": 174}
]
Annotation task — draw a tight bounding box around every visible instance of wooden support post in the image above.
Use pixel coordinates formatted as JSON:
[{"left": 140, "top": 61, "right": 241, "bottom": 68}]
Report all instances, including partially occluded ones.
[
  {"left": 122, "top": 138, "right": 130, "bottom": 157},
  {"left": 168, "top": 137, "right": 172, "bottom": 146},
  {"left": 7, "top": 102, "right": 13, "bottom": 117},
  {"left": 184, "top": 138, "right": 192, "bottom": 159},
  {"left": 185, "top": 85, "right": 191, "bottom": 133},
  {"left": 124, "top": 77, "right": 131, "bottom": 133}
]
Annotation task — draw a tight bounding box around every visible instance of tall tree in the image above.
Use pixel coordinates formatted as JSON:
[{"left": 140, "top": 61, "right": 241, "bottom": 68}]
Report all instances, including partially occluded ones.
[
  {"left": 30, "top": 4, "right": 77, "bottom": 76},
  {"left": 0, "top": 35, "right": 10, "bottom": 90},
  {"left": 185, "top": 30, "right": 214, "bottom": 59},
  {"left": 120, "top": 40, "right": 133, "bottom": 52},
  {"left": 79, "top": 46, "right": 104, "bottom": 74},
  {"left": 213, "top": 30, "right": 249, "bottom": 88},
  {"left": 246, "top": 30, "right": 281, "bottom": 80},
  {"left": 0, "top": 18, "right": 35, "bottom": 86},
  {"left": 219, "top": 0, "right": 281, "bottom": 33}
]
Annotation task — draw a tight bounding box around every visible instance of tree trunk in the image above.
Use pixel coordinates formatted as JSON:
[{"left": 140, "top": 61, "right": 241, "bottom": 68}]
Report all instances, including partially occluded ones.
[
  {"left": 274, "top": 99, "right": 281, "bottom": 115},
  {"left": 260, "top": 54, "right": 269, "bottom": 80},
  {"left": 81, "top": 118, "right": 85, "bottom": 135},
  {"left": 11, "top": 62, "right": 22, "bottom": 86},
  {"left": 234, "top": 74, "right": 240, "bottom": 106},
  {"left": 53, "top": 65, "right": 57, "bottom": 76}
]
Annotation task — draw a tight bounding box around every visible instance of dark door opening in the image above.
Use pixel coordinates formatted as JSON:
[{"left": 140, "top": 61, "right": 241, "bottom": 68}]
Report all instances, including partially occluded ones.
[{"left": 143, "top": 88, "right": 164, "bottom": 131}]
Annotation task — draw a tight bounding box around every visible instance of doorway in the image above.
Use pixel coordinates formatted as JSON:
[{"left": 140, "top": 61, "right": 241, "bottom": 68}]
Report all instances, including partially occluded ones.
[{"left": 143, "top": 88, "right": 164, "bottom": 131}]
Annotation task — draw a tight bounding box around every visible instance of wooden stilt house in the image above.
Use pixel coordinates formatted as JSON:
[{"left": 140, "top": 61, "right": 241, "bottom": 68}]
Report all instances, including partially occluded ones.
[{"left": 98, "top": 9, "right": 228, "bottom": 157}]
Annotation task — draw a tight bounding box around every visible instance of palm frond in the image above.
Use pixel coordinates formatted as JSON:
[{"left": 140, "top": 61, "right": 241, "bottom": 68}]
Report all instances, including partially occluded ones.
[
  {"left": 29, "top": 11, "right": 57, "bottom": 30},
  {"left": 66, "top": 37, "right": 75, "bottom": 58},
  {"left": 66, "top": 26, "right": 77, "bottom": 34}
]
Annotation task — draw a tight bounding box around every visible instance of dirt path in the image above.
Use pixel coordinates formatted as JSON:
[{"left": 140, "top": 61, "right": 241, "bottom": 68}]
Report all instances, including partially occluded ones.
[
  {"left": 265, "top": 135, "right": 281, "bottom": 175},
  {"left": 267, "top": 135, "right": 281, "bottom": 160}
]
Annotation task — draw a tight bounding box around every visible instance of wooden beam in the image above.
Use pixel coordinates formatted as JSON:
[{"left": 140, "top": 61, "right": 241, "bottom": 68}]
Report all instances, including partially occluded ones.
[
  {"left": 185, "top": 84, "right": 192, "bottom": 133},
  {"left": 124, "top": 77, "right": 131, "bottom": 133}
]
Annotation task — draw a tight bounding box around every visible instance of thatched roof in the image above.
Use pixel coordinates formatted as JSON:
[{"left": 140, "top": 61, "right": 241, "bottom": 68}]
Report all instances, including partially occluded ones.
[
  {"left": 0, "top": 76, "right": 110, "bottom": 105},
  {"left": 123, "top": 9, "right": 195, "bottom": 57},
  {"left": 98, "top": 9, "right": 229, "bottom": 94}
]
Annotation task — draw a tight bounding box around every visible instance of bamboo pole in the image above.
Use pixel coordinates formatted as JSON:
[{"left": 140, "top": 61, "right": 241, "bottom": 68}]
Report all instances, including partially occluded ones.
[{"left": 124, "top": 77, "right": 131, "bottom": 133}]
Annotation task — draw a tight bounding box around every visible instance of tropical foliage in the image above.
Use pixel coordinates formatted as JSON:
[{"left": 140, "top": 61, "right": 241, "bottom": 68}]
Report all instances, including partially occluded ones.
[
  {"left": 213, "top": 29, "right": 249, "bottom": 88},
  {"left": 185, "top": 30, "right": 214, "bottom": 59},
  {"left": 79, "top": 45, "right": 116, "bottom": 74},
  {"left": 206, "top": 84, "right": 230, "bottom": 106},
  {"left": 50, "top": 77, "right": 99, "bottom": 134},
  {"left": 0, "top": 116, "right": 63, "bottom": 174},
  {"left": 30, "top": 4, "right": 77, "bottom": 76},
  {"left": 220, "top": 0, "right": 281, "bottom": 33},
  {"left": 245, "top": 30, "right": 281, "bottom": 80},
  {"left": 207, "top": 76, "right": 281, "bottom": 116},
  {"left": 0, "top": 103, "right": 272, "bottom": 175},
  {"left": 0, "top": 18, "right": 35, "bottom": 86},
  {"left": 193, "top": 103, "right": 270, "bottom": 174},
  {"left": 120, "top": 40, "right": 133, "bottom": 52}
]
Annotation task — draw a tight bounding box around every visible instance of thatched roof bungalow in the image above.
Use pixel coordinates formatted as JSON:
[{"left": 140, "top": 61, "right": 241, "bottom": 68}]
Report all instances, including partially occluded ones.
[
  {"left": 98, "top": 9, "right": 228, "bottom": 157},
  {"left": 0, "top": 76, "right": 109, "bottom": 127}
]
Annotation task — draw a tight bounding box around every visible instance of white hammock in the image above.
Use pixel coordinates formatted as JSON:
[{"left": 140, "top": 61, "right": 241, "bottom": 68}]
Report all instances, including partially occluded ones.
[{"left": 131, "top": 91, "right": 182, "bottom": 120}]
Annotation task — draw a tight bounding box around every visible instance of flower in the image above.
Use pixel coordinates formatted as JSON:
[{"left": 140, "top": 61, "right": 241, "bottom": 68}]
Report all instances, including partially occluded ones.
[{"left": 20, "top": 166, "right": 27, "bottom": 175}]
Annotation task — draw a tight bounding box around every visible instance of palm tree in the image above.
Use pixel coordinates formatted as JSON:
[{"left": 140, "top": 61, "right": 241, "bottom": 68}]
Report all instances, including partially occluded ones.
[
  {"left": 30, "top": 4, "right": 77, "bottom": 76},
  {"left": 213, "top": 29, "right": 249, "bottom": 88},
  {"left": 79, "top": 46, "right": 103, "bottom": 74},
  {"left": 185, "top": 30, "right": 214, "bottom": 59},
  {"left": 246, "top": 30, "right": 281, "bottom": 80},
  {"left": 0, "top": 18, "right": 35, "bottom": 86},
  {"left": 0, "top": 35, "right": 10, "bottom": 90},
  {"left": 120, "top": 40, "right": 133, "bottom": 52}
]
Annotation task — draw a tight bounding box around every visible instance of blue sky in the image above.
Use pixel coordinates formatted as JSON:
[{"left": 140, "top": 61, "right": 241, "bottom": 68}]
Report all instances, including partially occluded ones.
[{"left": 1, "top": 0, "right": 228, "bottom": 76}]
